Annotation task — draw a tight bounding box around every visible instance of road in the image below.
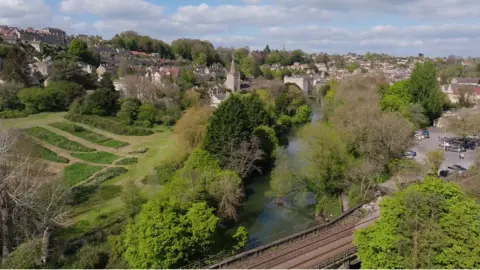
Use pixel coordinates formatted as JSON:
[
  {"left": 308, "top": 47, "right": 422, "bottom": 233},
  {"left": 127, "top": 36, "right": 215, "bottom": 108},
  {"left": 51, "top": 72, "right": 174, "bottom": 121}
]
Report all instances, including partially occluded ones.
[{"left": 226, "top": 204, "right": 380, "bottom": 269}]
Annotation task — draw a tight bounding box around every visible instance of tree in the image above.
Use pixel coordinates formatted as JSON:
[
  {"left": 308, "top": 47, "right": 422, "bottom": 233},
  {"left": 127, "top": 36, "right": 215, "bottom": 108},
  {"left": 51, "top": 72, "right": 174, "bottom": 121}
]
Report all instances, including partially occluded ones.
[
  {"left": 263, "top": 45, "right": 271, "bottom": 54},
  {"left": 119, "top": 201, "right": 219, "bottom": 268},
  {"left": 121, "top": 180, "right": 145, "bottom": 218},
  {"left": 203, "top": 95, "right": 252, "bottom": 166},
  {"left": 457, "top": 85, "right": 475, "bottom": 107},
  {"left": 136, "top": 103, "right": 159, "bottom": 127},
  {"left": 445, "top": 111, "right": 480, "bottom": 138},
  {"left": 225, "top": 136, "right": 264, "bottom": 178},
  {"left": 117, "top": 58, "right": 134, "bottom": 78},
  {"left": 407, "top": 103, "right": 429, "bottom": 129},
  {"left": 117, "top": 98, "right": 141, "bottom": 125},
  {"left": 173, "top": 106, "right": 213, "bottom": 153},
  {"left": 354, "top": 177, "right": 480, "bottom": 268},
  {"left": 292, "top": 105, "right": 312, "bottom": 124},
  {"left": 50, "top": 59, "right": 95, "bottom": 88},
  {"left": 78, "top": 87, "right": 119, "bottom": 116},
  {"left": 68, "top": 39, "right": 90, "bottom": 62},
  {"left": 0, "top": 82, "right": 23, "bottom": 111},
  {"left": 410, "top": 61, "right": 444, "bottom": 123},
  {"left": 425, "top": 150, "right": 444, "bottom": 176},
  {"left": 0, "top": 45, "right": 30, "bottom": 86}
]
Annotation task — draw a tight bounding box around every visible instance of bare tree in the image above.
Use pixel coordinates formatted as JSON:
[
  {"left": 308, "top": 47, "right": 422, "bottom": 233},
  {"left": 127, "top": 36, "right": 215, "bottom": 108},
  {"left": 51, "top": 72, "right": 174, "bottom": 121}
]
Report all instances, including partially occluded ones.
[
  {"left": 225, "top": 136, "right": 264, "bottom": 179},
  {"left": 207, "top": 172, "right": 244, "bottom": 221}
]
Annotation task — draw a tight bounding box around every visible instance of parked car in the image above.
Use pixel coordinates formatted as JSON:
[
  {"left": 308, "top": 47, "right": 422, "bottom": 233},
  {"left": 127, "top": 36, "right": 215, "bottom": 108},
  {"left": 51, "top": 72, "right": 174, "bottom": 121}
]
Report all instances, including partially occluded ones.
[
  {"left": 439, "top": 141, "right": 450, "bottom": 148},
  {"left": 422, "top": 130, "right": 430, "bottom": 138},
  {"left": 402, "top": 151, "right": 417, "bottom": 158},
  {"left": 414, "top": 133, "right": 424, "bottom": 140},
  {"left": 452, "top": 164, "right": 467, "bottom": 171},
  {"left": 446, "top": 144, "right": 466, "bottom": 152},
  {"left": 448, "top": 166, "right": 465, "bottom": 174},
  {"left": 463, "top": 141, "right": 477, "bottom": 150}
]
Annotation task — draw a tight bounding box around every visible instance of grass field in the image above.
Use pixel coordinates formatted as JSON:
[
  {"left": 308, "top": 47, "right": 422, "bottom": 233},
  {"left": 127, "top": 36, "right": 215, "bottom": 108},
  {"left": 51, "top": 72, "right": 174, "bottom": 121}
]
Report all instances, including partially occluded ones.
[
  {"left": 32, "top": 142, "right": 69, "bottom": 163},
  {"left": 115, "top": 157, "right": 138, "bottom": 165},
  {"left": 26, "top": 127, "right": 95, "bottom": 152},
  {"left": 50, "top": 122, "right": 129, "bottom": 149},
  {"left": 89, "top": 167, "right": 128, "bottom": 185},
  {"left": 63, "top": 163, "right": 104, "bottom": 186},
  {"left": 71, "top": 151, "right": 120, "bottom": 164}
]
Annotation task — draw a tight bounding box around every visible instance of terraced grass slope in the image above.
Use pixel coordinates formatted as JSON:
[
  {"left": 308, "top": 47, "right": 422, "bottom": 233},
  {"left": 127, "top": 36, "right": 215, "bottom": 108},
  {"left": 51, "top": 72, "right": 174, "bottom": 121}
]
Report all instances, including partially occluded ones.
[
  {"left": 49, "top": 122, "right": 129, "bottom": 149},
  {"left": 71, "top": 151, "right": 120, "bottom": 165},
  {"left": 26, "top": 127, "right": 95, "bottom": 152},
  {"left": 63, "top": 163, "right": 104, "bottom": 186}
]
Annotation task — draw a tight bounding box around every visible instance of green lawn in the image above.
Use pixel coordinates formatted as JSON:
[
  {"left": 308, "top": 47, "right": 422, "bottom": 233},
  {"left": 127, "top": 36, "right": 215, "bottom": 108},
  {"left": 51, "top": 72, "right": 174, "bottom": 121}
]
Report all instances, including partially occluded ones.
[
  {"left": 26, "top": 127, "right": 95, "bottom": 152},
  {"left": 115, "top": 157, "right": 138, "bottom": 165},
  {"left": 63, "top": 163, "right": 104, "bottom": 186},
  {"left": 30, "top": 142, "right": 69, "bottom": 163},
  {"left": 49, "top": 122, "right": 129, "bottom": 149},
  {"left": 88, "top": 167, "right": 129, "bottom": 185},
  {"left": 71, "top": 151, "right": 120, "bottom": 164}
]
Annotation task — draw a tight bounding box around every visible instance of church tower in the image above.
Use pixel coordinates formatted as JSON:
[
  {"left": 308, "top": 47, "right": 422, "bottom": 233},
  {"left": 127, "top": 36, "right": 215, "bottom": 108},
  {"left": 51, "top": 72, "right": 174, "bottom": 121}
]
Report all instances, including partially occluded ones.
[{"left": 225, "top": 58, "right": 241, "bottom": 91}]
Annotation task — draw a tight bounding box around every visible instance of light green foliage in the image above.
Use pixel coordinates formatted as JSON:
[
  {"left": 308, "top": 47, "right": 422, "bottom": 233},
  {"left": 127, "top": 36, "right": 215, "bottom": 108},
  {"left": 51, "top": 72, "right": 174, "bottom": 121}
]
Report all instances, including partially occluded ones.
[
  {"left": 253, "top": 125, "right": 279, "bottom": 158},
  {"left": 292, "top": 105, "right": 312, "bottom": 124},
  {"left": 240, "top": 56, "right": 253, "bottom": 78},
  {"left": 425, "top": 150, "right": 444, "bottom": 176},
  {"left": 68, "top": 243, "right": 107, "bottom": 269},
  {"left": 0, "top": 110, "right": 28, "bottom": 119},
  {"left": 137, "top": 103, "right": 159, "bottom": 127},
  {"left": 26, "top": 127, "right": 95, "bottom": 152},
  {"left": 18, "top": 87, "right": 58, "bottom": 113},
  {"left": 232, "top": 226, "right": 248, "bottom": 252},
  {"left": 120, "top": 201, "right": 219, "bottom": 268},
  {"left": 255, "top": 89, "right": 276, "bottom": 117},
  {"left": 183, "top": 148, "right": 221, "bottom": 173},
  {"left": 63, "top": 163, "right": 104, "bottom": 186},
  {"left": 71, "top": 151, "right": 120, "bottom": 164},
  {"left": 354, "top": 177, "right": 480, "bottom": 269},
  {"left": 121, "top": 179, "right": 145, "bottom": 218},
  {"left": 384, "top": 80, "right": 412, "bottom": 103},
  {"left": 315, "top": 195, "right": 342, "bottom": 218},
  {"left": 68, "top": 39, "right": 90, "bottom": 62},
  {"left": 2, "top": 238, "right": 42, "bottom": 269},
  {"left": 380, "top": 94, "right": 408, "bottom": 113}
]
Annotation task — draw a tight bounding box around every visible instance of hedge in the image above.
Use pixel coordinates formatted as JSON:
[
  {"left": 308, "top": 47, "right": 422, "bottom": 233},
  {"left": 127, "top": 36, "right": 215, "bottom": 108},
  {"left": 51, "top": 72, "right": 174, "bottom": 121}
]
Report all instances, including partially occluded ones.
[
  {"left": 71, "top": 151, "right": 120, "bottom": 165},
  {"left": 0, "top": 110, "right": 28, "bottom": 119},
  {"left": 26, "top": 127, "right": 95, "bottom": 152},
  {"left": 65, "top": 114, "right": 153, "bottom": 136},
  {"left": 49, "top": 122, "right": 129, "bottom": 148}
]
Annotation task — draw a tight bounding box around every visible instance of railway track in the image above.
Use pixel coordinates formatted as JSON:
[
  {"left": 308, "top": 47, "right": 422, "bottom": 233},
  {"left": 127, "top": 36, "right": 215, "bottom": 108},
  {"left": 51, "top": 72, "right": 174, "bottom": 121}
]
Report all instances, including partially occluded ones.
[{"left": 230, "top": 215, "right": 378, "bottom": 269}]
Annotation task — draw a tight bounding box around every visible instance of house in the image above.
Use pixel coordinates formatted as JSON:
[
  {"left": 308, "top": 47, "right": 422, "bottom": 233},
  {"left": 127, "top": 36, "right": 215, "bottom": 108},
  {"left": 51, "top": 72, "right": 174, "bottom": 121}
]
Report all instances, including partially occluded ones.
[
  {"left": 451, "top": 77, "right": 480, "bottom": 86},
  {"left": 97, "top": 64, "right": 116, "bottom": 77},
  {"left": 209, "top": 88, "right": 230, "bottom": 108}
]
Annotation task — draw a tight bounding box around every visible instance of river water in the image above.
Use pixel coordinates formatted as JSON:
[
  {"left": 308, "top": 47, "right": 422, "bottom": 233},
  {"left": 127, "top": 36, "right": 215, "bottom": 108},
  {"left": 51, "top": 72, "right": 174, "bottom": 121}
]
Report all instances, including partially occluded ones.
[{"left": 236, "top": 103, "right": 322, "bottom": 247}]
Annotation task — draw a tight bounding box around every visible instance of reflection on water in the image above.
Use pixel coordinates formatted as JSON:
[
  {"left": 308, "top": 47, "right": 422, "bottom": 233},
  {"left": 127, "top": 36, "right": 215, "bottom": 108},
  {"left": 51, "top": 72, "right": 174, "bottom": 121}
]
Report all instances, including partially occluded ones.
[{"left": 237, "top": 102, "right": 321, "bottom": 245}]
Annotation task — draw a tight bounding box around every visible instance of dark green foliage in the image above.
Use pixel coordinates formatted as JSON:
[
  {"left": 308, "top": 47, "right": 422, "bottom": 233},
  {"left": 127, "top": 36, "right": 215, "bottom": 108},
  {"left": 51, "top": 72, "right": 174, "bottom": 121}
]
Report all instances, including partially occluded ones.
[
  {"left": 51, "top": 59, "right": 96, "bottom": 88},
  {"left": 68, "top": 244, "right": 109, "bottom": 269},
  {"left": 274, "top": 115, "right": 293, "bottom": 141},
  {"left": 71, "top": 151, "right": 120, "bottom": 164},
  {"left": 26, "top": 127, "right": 95, "bottom": 152},
  {"left": 67, "top": 39, "right": 96, "bottom": 65},
  {"left": 410, "top": 61, "right": 444, "bottom": 123},
  {"left": 136, "top": 103, "right": 160, "bottom": 127},
  {"left": 253, "top": 125, "right": 279, "bottom": 159},
  {"left": 0, "top": 45, "right": 30, "bottom": 86},
  {"left": 204, "top": 95, "right": 252, "bottom": 165},
  {"left": 66, "top": 113, "right": 153, "bottom": 136},
  {"left": 72, "top": 87, "right": 119, "bottom": 116},
  {"left": 49, "top": 122, "right": 129, "bottom": 148},
  {"left": 240, "top": 93, "right": 270, "bottom": 129},
  {"left": 151, "top": 159, "right": 185, "bottom": 184},
  {"left": 89, "top": 167, "right": 128, "bottom": 185},
  {"left": 63, "top": 163, "right": 104, "bottom": 186},
  {"left": 47, "top": 81, "right": 86, "bottom": 108},
  {"left": 67, "top": 185, "right": 97, "bottom": 205},
  {"left": 0, "top": 110, "right": 28, "bottom": 119},
  {"left": 115, "top": 157, "right": 138, "bottom": 165},
  {"left": 117, "top": 98, "right": 141, "bottom": 124},
  {"left": 111, "top": 31, "right": 172, "bottom": 58},
  {"left": 0, "top": 82, "right": 23, "bottom": 110},
  {"left": 171, "top": 38, "right": 218, "bottom": 65}
]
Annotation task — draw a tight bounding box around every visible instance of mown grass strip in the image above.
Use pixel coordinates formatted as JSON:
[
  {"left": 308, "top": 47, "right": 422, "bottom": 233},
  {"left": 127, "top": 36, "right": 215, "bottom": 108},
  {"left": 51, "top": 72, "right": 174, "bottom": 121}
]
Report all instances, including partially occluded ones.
[
  {"left": 33, "top": 143, "right": 69, "bottom": 163},
  {"left": 66, "top": 114, "right": 153, "bottom": 136},
  {"left": 114, "top": 157, "right": 138, "bottom": 165},
  {"left": 26, "top": 127, "right": 95, "bottom": 152},
  {"left": 49, "top": 122, "right": 129, "bottom": 149},
  {"left": 71, "top": 151, "right": 120, "bottom": 165},
  {"left": 63, "top": 163, "right": 104, "bottom": 186}
]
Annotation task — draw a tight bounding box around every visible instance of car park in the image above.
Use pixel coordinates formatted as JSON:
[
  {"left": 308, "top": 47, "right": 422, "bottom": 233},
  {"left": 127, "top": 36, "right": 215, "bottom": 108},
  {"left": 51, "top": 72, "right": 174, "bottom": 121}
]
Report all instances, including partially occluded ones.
[
  {"left": 402, "top": 150, "right": 417, "bottom": 158},
  {"left": 446, "top": 144, "right": 466, "bottom": 152}
]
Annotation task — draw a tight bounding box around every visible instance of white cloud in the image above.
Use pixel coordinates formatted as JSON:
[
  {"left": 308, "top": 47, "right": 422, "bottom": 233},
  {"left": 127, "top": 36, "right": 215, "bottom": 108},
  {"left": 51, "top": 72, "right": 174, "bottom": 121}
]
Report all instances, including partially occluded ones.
[
  {"left": 0, "top": 0, "right": 51, "bottom": 26},
  {"left": 60, "top": 0, "right": 164, "bottom": 19}
]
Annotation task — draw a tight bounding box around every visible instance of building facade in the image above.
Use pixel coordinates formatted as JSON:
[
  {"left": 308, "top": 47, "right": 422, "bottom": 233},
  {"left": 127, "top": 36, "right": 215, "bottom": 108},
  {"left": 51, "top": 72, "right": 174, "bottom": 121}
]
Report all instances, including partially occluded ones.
[{"left": 225, "top": 59, "right": 240, "bottom": 91}]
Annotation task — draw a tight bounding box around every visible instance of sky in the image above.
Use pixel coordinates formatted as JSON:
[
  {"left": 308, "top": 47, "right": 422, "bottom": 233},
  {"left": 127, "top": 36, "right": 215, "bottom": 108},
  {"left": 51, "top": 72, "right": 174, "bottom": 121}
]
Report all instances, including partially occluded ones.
[{"left": 1, "top": 0, "right": 480, "bottom": 57}]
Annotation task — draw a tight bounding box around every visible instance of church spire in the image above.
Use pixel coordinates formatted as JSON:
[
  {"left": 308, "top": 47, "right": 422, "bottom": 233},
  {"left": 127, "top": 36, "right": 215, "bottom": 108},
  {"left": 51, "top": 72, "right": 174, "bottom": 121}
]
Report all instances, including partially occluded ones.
[{"left": 229, "top": 57, "right": 237, "bottom": 75}]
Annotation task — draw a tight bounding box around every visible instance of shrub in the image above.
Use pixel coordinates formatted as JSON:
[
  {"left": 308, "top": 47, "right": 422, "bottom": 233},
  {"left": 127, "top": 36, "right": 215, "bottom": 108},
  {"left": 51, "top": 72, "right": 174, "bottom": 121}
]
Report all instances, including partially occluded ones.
[
  {"left": 154, "top": 159, "right": 185, "bottom": 184},
  {"left": 75, "top": 87, "right": 119, "bottom": 116},
  {"left": 71, "top": 151, "right": 120, "bottom": 164},
  {"left": 128, "top": 147, "right": 149, "bottom": 154},
  {"left": 115, "top": 157, "right": 138, "bottom": 165},
  {"left": 49, "top": 122, "right": 129, "bottom": 148},
  {"left": 65, "top": 114, "right": 153, "bottom": 136},
  {"left": 117, "top": 98, "right": 141, "bottom": 125},
  {"left": 3, "top": 239, "right": 42, "bottom": 269},
  {"left": 253, "top": 125, "right": 279, "bottom": 158},
  {"left": 67, "top": 185, "right": 98, "bottom": 205},
  {"left": 183, "top": 148, "right": 221, "bottom": 172},
  {"left": 26, "top": 127, "right": 95, "bottom": 152},
  {"left": 292, "top": 105, "right": 312, "bottom": 124},
  {"left": 18, "top": 87, "right": 57, "bottom": 113},
  {"left": 0, "top": 110, "right": 28, "bottom": 119},
  {"left": 0, "top": 82, "right": 23, "bottom": 111},
  {"left": 136, "top": 103, "right": 159, "bottom": 127},
  {"left": 63, "top": 163, "right": 104, "bottom": 186},
  {"left": 47, "top": 81, "right": 86, "bottom": 108},
  {"left": 89, "top": 167, "right": 128, "bottom": 185}
]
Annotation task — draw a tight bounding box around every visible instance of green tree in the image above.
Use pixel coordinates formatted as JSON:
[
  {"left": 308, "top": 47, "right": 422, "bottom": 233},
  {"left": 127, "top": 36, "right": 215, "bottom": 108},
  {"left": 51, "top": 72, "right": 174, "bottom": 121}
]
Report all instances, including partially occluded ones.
[
  {"left": 0, "top": 45, "right": 30, "bottom": 86},
  {"left": 292, "top": 105, "right": 312, "bottom": 124},
  {"left": 380, "top": 94, "right": 407, "bottom": 113},
  {"left": 239, "top": 56, "right": 253, "bottom": 78},
  {"left": 425, "top": 150, "right": 444, "bottom": 176},
  {"left": 384, "top": 80, "right": 412, "bottom": 103},
  {"left": 240, "top": 93, "right": 270, "bottom": 130},
  {"left": 117, "top": 98, "right": 141, "bottom": 124},
  {"left": 0, "top": 82, "right": 23, "bottom": 111},
  {"left": 354, "top": 177, "right": 480, "bottom": 269},
  {"left": 80, "top": 87, "right": 119, "bottom": 116},
  {"left": 410, "top": 61, "right": 444, "bottom": 123},
  {"left": 120, "top": 201, "right": 219, "bottom": 268},
  {"left": 203, "top": 95, "right": 252, "bottom": 166},
  {"left": 136, "top": 103, "right": 159, "bottom": 127},
  {"left": 68, "top": 39, "right": 90, "bottom": 62},
  {"left": 51, "top": 59, "right": 96, "bottom": 88},
  {"left": 263, "top": 45, "right": 271, "bottom": 54}
]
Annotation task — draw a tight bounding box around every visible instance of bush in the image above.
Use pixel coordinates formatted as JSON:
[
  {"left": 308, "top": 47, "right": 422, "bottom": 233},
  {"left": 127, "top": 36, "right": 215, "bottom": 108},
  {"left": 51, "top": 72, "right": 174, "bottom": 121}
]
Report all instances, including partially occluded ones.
[
  {"left": 154, "top": 159, "right": 184, "bottom": 184},
  {"left": 47, "top": 81, "right": 86, "bottom": 108},
  {"left": 183, "top": 148, "right": 221, "bottom": 172},
  {"left": 292, "top": 105, "right": 312, "bottom": 124},
  {"left": 71, "top": 151, "right": 120, "bottom": 164},
  {"left": 0, "top": 82, "right": 23, "bottom": 111},
  {"left": 115, "top": 157, "right": 138, "bottom": 165},
  {"left": 49, "top": 122, "right": 129, "bottom": 148},
  {"left": 67, "top": 185, "right": 98, "bottom": 205},
  {"left": 117, "top": 98, "right": 141, "bottom": 125},
  {"left": 63, "top": 163, "right": 104, "bottom": 186},
  {"left": 136, "top": 103, "right": 159, "bottom": 127},
  {"left": 65, "top": 114, "right": 153, "bottom": 136},
  {"left": 72, "top": 87, "right": 119, "bottom": 116},
  {"left": 128, "top": 147, "right": 149, "bottom": 154},
  {"left": 0, "top": 110, "right": 28, "bottom": 119},
  {"left": 18, "top": 87, "right": 57, "bottom": 113},
  {"left": 26, "top": 127, "right": 95, "bottom": 152},
  {"left": 89, "top": 167, "right": 128, "bottom": 185},
  {"left": 2, "top": 238, "right": 42, "bottom": 269},
  {"left": 253, "top": 125, "right": 279, "bottom": 158}
]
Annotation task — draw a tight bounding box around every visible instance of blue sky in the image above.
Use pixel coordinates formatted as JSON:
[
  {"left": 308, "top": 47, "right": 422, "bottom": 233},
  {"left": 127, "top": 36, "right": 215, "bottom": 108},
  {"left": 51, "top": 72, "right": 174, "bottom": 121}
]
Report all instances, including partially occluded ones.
[{"left": 2, "top": 0, "right": 480, "bottom": 57}]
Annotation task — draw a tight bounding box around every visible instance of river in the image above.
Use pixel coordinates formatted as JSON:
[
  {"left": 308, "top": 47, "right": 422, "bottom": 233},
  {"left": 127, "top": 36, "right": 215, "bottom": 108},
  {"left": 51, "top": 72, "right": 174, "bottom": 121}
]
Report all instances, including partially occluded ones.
[{"left": 236, "top": 102, "right": 322, "bottom": 247}]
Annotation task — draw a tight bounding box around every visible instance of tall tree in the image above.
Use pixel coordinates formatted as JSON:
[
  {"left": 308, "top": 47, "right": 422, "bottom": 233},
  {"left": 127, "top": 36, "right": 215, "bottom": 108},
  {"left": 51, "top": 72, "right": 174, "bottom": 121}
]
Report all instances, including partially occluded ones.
[
  {"left": 68, "top": 39, "right": 90, "bottom": 62},
  {"left": 354, "top": 177, "right": 480, "bottom": 269},
  {"left": 263, "top": 45, "right": 271, "bottom": 54},
  {"left": 0, "top": 45, "right": 30, "bottom": 86}
]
